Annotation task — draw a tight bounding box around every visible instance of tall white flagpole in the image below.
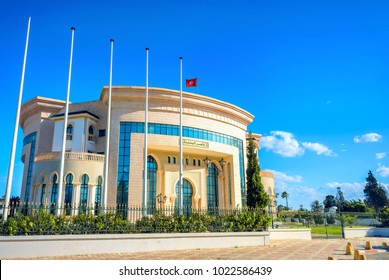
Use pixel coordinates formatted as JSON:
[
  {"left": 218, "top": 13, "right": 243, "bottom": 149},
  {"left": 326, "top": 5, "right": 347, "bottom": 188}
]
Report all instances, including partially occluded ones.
[
  {"left": 143, "top": 48, "right": 149, "bottom": 212},
  {"left": 57, "top": 27, "right": 75, "bottom": 215},
  {"left": 3, "top": 17, "right": 31, "bottom": 222},
  {"left": 102, "top": 39, "right": 114, "bottom": 212},
  {"left": 179, "top": 57, "right": 183, "bottom": 213}
]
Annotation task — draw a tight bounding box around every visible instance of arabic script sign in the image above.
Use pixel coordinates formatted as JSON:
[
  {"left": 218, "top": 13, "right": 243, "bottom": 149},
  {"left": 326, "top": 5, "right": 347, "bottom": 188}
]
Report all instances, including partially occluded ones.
[{"left": 182, "top": 139, "right": 209, "bottom": 149}]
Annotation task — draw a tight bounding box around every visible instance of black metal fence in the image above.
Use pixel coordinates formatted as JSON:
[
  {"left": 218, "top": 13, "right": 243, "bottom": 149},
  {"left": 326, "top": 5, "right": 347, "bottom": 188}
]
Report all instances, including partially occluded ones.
[{"left": 0, "top": 203, "right": 269, "bottom": 236}]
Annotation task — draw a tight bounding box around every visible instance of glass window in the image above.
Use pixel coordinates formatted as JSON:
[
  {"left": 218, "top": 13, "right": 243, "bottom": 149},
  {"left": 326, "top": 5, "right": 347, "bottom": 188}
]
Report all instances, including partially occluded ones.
[
  {"left": 175, "top": 179, "right": 193, "bottom": 215},
  {"left": 64, "top": 174, "right": 74, "bottom": 215},
  {"left": 168, "top": 156, "right": 171, "bottom": 164},
  {"left": 228, "top": 163, "right": 232, "bottom": 207},
  {"left": 207, "top": 163, "right": 219, "bottom": 209},
  {"left": 79, "top": 174, "right": 89, "bottom": 214},
  {"left": 147, "top": 156, "right": 157, "bottom": 213},
  {"left": 66, "top": 125, "right": 73, "bottom": 140},
  {"left": 155, "top": 124, "right": 161, "bottom": 134},
  {"left": 51, "top": 174, "right": 58, "bottom": 205},
  {"left": 50, "top": 174, "right": 58, "bottom": 214},
  {"left": 193, "top": 159, "right": 196, "bottom": 166},
  {"left": 198, "top": 159, "right": 201, "bottom": 166},
  {"left": 40, "top": 184, "right": 46, "bottom": 205},
  {"left": 95, "top": 176, "right": 102, "bottom": 215},
  {"left": 161, "top": 124, "right": 167, "bottom": 134},
  {"left": 173, "top": 157, "right": 177, "bottom": 164},
  {"left": 23, "top": 132, "right": 36, "bottom": 203}
]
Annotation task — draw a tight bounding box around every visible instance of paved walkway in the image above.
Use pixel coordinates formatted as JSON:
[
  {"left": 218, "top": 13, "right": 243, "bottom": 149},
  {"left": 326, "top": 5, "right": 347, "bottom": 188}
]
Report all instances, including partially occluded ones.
[{"left": 16, "top": 237, "right": 389, "bottom": 260}]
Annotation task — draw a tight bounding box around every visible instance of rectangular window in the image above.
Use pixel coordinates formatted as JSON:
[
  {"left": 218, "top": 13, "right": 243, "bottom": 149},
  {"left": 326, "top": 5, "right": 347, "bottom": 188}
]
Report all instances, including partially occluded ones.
[{"left": 99, "top": 129, "right": 106, "bottom": 137}]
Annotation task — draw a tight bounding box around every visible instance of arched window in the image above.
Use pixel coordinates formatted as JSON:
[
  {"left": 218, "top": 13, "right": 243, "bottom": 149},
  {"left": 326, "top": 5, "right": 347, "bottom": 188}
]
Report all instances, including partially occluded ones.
[
  {"left": 88, "top": 125, "right": 95, "bottom": 141},
  {"left": 198, "top": 159, "right": 201, "bottom": 166},
  {"left": 88, "top": 125, "right": 94, "bottom": 135},
  {"left": 207, "top": 163, "right": 219, "bottom": 209},
  {"left": 79, "top": 174, "right": 89, "bottom": 214},
  {"left": 95, "top": 176, "right": 102, "bottom": 215},
  {"left": 168, "top": 156, "right": 171, "bottom": 164},
  {"left": 227, "top": 163, "right": 232, "bottom": 207},
  {"left": 50, "top": 174, "right": 58, "bottom": 214},
  {"left": 193, "top": 159, "right": 196, "bottom": 166},
  {"left": 175, "top": 179, "right": 193, "bottom": 211},
  {"left": 173, "top": 157, "right": 177, "bottom": 164},
  {"left": 64, "top": 174, "right": 74, "bottom": 215},
  {"left": 146, "top": 156, "right": 157, "bottom": 213},
  {"left": 40, "top": 177, "right": 46, "bottom": 206},
  {"left": 66, "top": 124, "right": 73, "bottom": 140}
]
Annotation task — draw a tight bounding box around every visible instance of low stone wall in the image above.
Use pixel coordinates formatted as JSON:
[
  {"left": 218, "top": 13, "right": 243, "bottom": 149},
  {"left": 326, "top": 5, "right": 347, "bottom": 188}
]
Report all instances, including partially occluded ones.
[
  {"left": 344, "top": 227, "right": 389, "bottom": 238},
  {"left": 268, "top": 228, "right": 312, "bottom": 240},
  {"left": 0, "top": 231, "right": 270, "bottom": 259}
]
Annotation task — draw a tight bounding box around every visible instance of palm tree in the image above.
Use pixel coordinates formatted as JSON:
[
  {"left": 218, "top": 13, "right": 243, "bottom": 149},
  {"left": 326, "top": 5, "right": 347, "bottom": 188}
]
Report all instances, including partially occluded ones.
[{"left": 281, "top": 191, "right": 289, "bottom": 210}]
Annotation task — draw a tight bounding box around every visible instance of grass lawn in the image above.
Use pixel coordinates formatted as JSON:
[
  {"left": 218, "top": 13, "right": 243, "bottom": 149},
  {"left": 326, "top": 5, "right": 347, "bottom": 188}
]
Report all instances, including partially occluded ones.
[{"left": 284, "top": 223, "right": 369, "bottom": 236}]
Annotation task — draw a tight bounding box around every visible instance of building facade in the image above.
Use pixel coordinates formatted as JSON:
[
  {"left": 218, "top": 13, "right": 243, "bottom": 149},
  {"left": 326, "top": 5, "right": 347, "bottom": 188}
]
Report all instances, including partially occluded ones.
[{"left": 19, "top": 86, "right": 275, "bottom": 212}]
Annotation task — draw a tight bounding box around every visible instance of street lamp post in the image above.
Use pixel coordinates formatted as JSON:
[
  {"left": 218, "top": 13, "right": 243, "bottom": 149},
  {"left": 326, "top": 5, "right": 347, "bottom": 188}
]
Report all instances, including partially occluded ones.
[{"left": 157, "top": 193, "right": 167, "bottom": 213}]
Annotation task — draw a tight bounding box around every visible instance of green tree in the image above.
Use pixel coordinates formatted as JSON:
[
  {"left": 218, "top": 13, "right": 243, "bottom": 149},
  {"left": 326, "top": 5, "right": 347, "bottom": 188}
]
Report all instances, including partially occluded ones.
[
  {"left": 342, "top": 199, "right": 368, "bottom": 212},
  {"left": 281, "top": 191, "right": 289, "bottom": 210},
  {"left": 323, "top": 195, "right": 336, "bottom": 209},
  {"left": 311, "top": 200, "right": 323, "bottom": 212},
  {"left": 335, "top": 187, "right": 345, "bottom": 211},
  {"left": 311, "top": 200, "right": 324, "bottom": 225},
  {"left": 364, "top": 170, "right": 388, "bottom": 215},
  {"left": 246, "top": 132, "right": 270, "bottom": 209}
]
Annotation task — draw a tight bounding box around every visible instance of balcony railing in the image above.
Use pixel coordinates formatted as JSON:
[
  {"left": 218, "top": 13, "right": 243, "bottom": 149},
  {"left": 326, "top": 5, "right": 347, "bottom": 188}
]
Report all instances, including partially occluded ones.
[{"left": 34, "top": 152, "right": 105, "bottom": 163}]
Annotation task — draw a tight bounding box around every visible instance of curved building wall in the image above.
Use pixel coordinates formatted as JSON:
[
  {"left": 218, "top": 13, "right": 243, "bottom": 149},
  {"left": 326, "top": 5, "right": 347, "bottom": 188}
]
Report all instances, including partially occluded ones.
[{"left": 18, "top": 86, "right": 257, "bottom": 212}]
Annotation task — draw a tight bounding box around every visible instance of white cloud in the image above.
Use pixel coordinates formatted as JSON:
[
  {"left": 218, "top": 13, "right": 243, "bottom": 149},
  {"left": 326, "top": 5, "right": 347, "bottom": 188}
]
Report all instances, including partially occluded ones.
[
  {"left": 354, "top": 133, "right": 383, "bottom": 143},
  {"left": 272, "top": 170, "right": 302, "bottom": 185},
  {"left": 326, "top": 182, "right": 364, "bottom": 191},
  {"left": 302, "top": 142, "right": 337, "bottom": 156},
  {"left": 326, "top": 182, "right": 365, "bottom": 200},
  {"left": 376, "top": 165, "right": 389, "bottom": 177},
  {"left": 376, "top": 152, "right": 386, "bottom": 160},
  {"left": 261, "top": 131, "right": 336, "bottom": 158},
  {"left": 260, "top": 131, "right": 304, "bottom": 157}
]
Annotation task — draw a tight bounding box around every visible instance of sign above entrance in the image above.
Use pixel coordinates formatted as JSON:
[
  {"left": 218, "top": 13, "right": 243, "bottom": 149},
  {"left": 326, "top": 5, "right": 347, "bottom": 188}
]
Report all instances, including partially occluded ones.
[{"left": 182, "top": 139, "right": 209, "bottom": 149}]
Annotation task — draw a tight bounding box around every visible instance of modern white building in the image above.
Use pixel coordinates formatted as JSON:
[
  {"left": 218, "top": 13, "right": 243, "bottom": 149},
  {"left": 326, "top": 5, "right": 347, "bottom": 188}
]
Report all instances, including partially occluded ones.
[{"left": 18, "top": 86, "right": 275, "bottom": 214}]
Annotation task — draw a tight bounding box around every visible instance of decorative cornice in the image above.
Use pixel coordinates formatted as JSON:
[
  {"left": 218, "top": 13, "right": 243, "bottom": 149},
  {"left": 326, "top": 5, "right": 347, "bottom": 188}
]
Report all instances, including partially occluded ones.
[
  {"left": 100, "top": 86, "right": 254, "bottom": 128},
  {"left": 260, "top": 170, "right": 274, "bottom": 179},
  {"left": 20, "top": 97, "right": 66, "bottom": 128}
]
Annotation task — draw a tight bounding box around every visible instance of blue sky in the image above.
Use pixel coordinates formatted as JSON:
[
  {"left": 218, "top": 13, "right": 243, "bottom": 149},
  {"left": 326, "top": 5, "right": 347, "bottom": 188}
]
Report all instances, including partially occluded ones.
[{"left": 1, "top": 0, "right": 389, "bottom": 210}]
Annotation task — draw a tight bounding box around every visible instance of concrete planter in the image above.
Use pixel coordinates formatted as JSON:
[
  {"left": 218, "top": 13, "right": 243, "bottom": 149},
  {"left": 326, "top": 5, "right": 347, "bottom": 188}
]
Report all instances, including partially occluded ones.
[
  {"left": 268, "top": 228, "right": 312, "bottom": 240},
  {"left": 344, "top": 227, "right": 389, "bottom": 238},
  {"left": 0, "top": 231, "right": 270, "bottom": 259}
]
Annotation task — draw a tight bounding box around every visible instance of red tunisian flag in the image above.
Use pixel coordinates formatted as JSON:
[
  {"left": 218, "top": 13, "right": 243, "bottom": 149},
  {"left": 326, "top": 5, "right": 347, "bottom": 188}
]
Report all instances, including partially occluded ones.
[{"left": 186, "top": 78, "right": 198, "bottom": 87}]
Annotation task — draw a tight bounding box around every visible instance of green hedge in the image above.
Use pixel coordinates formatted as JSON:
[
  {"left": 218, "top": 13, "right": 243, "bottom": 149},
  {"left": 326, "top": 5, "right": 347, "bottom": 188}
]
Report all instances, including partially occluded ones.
[{"left": 0, "top": 209, "right": 271, "bottom": 236}]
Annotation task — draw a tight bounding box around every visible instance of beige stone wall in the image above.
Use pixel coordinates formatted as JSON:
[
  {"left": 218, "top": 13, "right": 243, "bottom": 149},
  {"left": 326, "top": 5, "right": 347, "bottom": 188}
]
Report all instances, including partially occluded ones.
[{"left": 260, "top": 170, "right": 276, "bottom": 215}]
